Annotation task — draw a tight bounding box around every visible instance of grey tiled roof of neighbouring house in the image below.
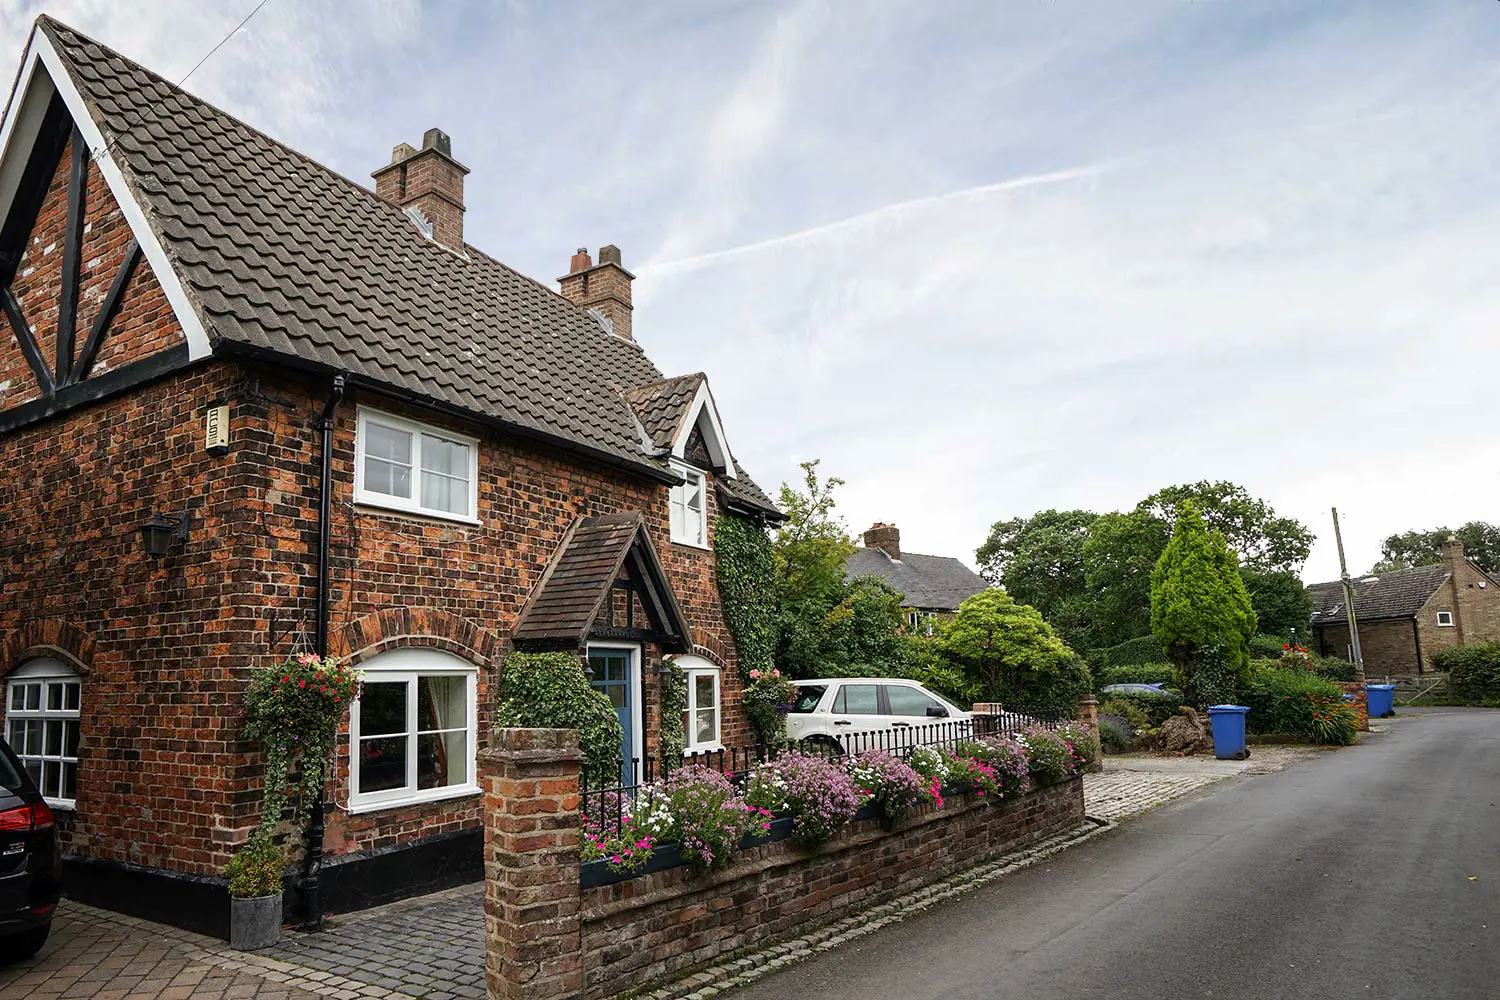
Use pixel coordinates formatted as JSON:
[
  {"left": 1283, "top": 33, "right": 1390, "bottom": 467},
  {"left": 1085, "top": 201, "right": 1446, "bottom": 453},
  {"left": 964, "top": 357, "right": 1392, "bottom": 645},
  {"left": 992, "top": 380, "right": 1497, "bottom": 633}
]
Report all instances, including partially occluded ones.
[
  {"left": 1306, "top": 564, "right": 1449, "bottom": 625},
  {"left": 844, "top": 546, "right": 991, "bottom": 611},
  {"left": 37, "top": 17, "right": 777, "bottom": 515}
]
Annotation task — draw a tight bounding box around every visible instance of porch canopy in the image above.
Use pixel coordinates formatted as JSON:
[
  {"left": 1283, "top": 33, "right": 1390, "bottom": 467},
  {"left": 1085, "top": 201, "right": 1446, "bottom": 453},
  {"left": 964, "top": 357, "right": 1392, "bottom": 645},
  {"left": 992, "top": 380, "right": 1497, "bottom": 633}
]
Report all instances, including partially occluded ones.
[{"left": 512, "top": 511, "right": 691, "bottom": 653}]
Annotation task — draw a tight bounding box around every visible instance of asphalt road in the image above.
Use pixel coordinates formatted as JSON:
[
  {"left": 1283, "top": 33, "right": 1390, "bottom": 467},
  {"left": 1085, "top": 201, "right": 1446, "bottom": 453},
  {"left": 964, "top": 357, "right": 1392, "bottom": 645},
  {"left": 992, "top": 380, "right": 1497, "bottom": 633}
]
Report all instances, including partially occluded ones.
[{"left": 729, "top": 708, "right": 1499, "bottom": 1000}]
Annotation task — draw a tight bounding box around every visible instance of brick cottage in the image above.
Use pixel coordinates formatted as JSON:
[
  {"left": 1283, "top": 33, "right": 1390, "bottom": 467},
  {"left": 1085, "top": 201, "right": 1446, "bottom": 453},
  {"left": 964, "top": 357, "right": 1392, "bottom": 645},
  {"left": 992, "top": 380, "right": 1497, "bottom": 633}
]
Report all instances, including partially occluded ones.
[{"left": 0, "top": 17, "right": 781, "bottom": 935}]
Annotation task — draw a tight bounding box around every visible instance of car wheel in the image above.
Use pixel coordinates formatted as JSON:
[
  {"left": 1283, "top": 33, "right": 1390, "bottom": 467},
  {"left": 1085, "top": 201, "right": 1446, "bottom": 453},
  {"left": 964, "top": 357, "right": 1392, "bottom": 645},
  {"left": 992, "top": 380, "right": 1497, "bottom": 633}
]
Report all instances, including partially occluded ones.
[{"left": 0, "top": 923, "right": 49, "bottom": 963}]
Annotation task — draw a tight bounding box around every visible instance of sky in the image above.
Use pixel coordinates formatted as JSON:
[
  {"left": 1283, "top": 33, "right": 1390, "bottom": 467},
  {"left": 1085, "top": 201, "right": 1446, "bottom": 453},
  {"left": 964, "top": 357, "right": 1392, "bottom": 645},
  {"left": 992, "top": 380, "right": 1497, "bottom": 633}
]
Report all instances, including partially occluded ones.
[{"left": 1, "top": 0, "right": 1495, "bottom": 582}]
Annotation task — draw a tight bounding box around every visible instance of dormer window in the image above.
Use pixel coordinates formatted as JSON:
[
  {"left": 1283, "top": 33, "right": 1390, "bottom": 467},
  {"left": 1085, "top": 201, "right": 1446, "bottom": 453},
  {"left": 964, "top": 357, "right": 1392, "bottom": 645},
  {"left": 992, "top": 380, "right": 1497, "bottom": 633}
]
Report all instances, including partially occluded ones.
[{"left": 669, "top": 462, "right": 708, "bottom": 548}]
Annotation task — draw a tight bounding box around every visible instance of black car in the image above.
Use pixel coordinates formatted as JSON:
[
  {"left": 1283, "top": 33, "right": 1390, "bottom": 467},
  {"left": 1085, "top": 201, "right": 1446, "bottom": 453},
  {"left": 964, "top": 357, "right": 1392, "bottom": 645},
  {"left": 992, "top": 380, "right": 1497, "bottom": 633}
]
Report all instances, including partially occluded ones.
[{"left": 0, "top": 737, "right": 60, "bottom": 961}]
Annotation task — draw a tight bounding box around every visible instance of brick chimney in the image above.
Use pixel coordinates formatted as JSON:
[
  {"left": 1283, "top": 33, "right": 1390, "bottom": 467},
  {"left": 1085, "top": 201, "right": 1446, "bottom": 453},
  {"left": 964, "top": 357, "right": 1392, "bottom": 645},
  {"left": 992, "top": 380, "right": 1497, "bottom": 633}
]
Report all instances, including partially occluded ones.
[
  {"left": 558, "top": 245, "right": 634, "bottom": 341},
  {"left": 371, "top": 128, "right": 470, "bottom": 250},
  {"left": 864, "top": 522, "right": 900, "bottom": 561}
]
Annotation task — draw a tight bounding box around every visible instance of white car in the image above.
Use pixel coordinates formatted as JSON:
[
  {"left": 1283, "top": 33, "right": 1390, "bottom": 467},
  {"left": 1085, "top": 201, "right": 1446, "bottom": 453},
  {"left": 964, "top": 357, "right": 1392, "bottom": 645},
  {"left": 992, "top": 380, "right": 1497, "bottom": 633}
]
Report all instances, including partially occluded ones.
[{"left": 785, "top": 678, "right": 971, "bottom": 750}]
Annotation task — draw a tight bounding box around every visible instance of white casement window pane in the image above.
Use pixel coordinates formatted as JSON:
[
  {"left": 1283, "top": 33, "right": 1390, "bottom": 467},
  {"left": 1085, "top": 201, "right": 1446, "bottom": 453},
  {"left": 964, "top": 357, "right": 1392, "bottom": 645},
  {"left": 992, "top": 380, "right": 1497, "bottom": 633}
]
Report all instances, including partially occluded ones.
[
  {"left": 670, "top": 493, "right": 687, "bottom": 540},
  {"left": 7, "top": 666, "right": 81, "bottom": 807},
  {"left": 419, "top": 436, "right": 470, "bottom": 517},
  {"left": 687, "top": 672, "right": 719, "bottom": 747},
  {"left": 364, "top": 423, "right": 414, "bottom": 499},
  {"left": 352, "top": 665, "right": 477, "bottom": 806},
  {"left": 418, "top": 730, "right": 468, "bottom": 789}
]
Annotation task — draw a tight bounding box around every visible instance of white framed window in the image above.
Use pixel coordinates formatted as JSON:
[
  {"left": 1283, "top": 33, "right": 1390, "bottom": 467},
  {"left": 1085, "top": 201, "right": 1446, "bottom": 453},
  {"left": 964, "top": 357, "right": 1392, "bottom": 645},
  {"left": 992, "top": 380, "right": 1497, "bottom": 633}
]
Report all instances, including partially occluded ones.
[
  {"left": 676, "top": 656, "right": 721, "bottom": 753},
  {"left": 348, "top": 648, "right": 479, "bottom": 813},
  {"left": 5, "top": 659, "right": 81, "bottom": 809},
  {"left": 1436, "top": 611, "right": 1454, "bottom": 627},
  {"left": 354, "top": 407, "right": 479, "bottom": 523},
  {"left": 906, "top": 610, "right": 936, "bottom": 637},
  {"left": 668, "top": 462, "right": 708, "bottom": 548}
]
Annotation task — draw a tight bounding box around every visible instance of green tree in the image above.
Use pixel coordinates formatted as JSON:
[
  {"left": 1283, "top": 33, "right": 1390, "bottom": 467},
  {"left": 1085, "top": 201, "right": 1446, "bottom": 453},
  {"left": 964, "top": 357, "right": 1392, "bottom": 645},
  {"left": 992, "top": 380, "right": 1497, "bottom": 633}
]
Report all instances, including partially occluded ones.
[
  {"left": 1372, "top": 522, "right": 1500, "bottom": 574},
  {"left": 819, "top": 578, "right": 909, "bottom": 673},
  {"left": 1082, "top": 509, "right": 1172, "bottom": 647},
  {"left": 773, "top": 460, "right": 855, "bottom": 612},
  {"left": 974, "top": 509, "right": 1098, "bottom": 649},
  {"left": 1138, "top": 481, "right": 1313, "bottom": 572},
  {"left": 938, "top": 590, "right": 1092, "bottom": 711},
  {"left": 1149, "top": 502, "right": 1258, "bottom": 704},
  {"left": 1239, "top": 567, "right": 1313, "bottom": 641}
]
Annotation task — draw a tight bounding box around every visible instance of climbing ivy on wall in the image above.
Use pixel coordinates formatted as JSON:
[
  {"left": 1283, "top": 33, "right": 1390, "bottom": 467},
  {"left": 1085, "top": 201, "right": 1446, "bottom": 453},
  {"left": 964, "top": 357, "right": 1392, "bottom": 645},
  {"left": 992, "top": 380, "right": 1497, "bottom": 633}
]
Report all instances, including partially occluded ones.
[
  {"left": 713, "top": 513, "right": 778, "bottom": 681},
  {"left": 658, "top": 658, "right": 688, "bottom": 765}
]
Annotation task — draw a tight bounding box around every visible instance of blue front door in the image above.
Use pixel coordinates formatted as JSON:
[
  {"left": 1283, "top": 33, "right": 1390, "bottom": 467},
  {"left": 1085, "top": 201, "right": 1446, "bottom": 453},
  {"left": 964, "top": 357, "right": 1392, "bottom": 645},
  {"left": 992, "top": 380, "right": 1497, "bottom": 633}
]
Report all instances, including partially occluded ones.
[{"left": 588, "top": 649, "right": 633, "bottom": 785}]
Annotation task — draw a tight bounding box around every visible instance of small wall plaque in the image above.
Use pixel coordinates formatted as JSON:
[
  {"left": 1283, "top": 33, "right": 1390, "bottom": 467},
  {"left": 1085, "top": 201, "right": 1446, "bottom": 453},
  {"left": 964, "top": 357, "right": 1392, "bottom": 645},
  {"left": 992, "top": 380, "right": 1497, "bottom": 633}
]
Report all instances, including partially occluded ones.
[{"left": 205, "top": 403, "right": 230, "bottom": 455}]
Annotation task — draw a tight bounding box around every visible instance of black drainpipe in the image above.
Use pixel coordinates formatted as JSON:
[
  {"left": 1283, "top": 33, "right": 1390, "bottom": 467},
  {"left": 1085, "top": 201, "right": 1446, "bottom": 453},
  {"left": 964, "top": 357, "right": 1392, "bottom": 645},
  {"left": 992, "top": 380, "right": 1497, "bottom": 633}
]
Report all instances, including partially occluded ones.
[{"left": 302, "top": 373, "right": 345, "bottom": 931}]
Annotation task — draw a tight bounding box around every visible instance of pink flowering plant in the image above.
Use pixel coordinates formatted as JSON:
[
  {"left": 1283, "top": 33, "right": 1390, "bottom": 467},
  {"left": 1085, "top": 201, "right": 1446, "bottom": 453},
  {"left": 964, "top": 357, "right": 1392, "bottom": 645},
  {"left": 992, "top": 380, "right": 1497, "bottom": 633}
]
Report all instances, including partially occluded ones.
[
  {"left": 847, "top": 751, "right": 928, "bottom": 827},
  {"left": 579, "top": 791, "right": 656, "bottom": 874},
  {"left": 1018, "top": 726, "right": 1075, "bottom": 784},
  {"left": 745, "top": 751, "right": 862, "bottom": 846},
  {"left": 633, "top": 765, "right": 770, "bottom": 872},
  {"left": 950, "top": 737, "right": 1030, "bottom": 800},
  {"left": 1055, "top": 722, "right": 1100, "bottom": 771},
  {"left": 743, "top": 667, "right": 798, "bottom": 746}
]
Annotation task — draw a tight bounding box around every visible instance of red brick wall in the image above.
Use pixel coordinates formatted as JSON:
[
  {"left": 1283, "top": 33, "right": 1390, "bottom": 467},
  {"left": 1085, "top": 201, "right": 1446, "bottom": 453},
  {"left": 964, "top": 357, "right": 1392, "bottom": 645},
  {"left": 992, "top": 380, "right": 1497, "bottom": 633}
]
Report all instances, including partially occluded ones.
[
  {"left": 0, "top": 361, "right": 265, "bottom": 873},
  {"left": 269, "top": 380, "right": 749, "bottom": 859}
]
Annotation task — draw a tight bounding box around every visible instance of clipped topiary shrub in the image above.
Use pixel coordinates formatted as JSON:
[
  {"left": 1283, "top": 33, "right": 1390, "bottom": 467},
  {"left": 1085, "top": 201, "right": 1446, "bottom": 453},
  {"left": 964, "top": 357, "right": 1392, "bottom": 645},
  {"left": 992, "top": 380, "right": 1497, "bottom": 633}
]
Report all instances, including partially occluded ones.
[
  {"left": 1431, "top": 643, "right": 1500, "bottom": 704},
  {"left": 1192, "top": 643, "right": 1241, "bottom": 709},
  {"left": 497, "top": 652, "right": 624, "bottom": 780},
  {"left": 1241, "top": 667, "right": 1358, "bottom": 745}
]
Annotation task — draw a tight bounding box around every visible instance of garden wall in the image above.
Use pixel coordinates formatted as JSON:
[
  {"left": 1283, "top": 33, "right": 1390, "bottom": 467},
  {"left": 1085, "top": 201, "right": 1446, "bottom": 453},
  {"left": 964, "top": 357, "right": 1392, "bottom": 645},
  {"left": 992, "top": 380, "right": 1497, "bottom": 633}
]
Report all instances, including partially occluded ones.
[{"left": 480, "top": 728, "right": 1087, "bottom": 1000}]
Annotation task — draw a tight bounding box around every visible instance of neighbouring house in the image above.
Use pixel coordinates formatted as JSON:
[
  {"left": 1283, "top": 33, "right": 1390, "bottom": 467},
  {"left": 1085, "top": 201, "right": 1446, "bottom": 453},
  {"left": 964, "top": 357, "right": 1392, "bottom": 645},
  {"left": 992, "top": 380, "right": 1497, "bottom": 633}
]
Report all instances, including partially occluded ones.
[
  {"left": 1308, "top": 536, "right": 1500, "bottom": 674},
  {"left": 0, "top": 17, "right": 781, "bottom": 936},
  {"left": 844, "top": 523, "right": 990, "bottom": 634}
]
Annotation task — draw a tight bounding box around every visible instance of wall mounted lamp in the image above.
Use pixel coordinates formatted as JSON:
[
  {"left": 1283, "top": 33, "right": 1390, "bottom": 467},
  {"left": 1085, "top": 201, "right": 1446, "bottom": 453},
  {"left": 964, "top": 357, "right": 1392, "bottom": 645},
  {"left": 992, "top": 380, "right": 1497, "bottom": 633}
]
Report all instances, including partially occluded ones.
[{"left": 139, "top": 510, "right": 192, "bottom": 557}]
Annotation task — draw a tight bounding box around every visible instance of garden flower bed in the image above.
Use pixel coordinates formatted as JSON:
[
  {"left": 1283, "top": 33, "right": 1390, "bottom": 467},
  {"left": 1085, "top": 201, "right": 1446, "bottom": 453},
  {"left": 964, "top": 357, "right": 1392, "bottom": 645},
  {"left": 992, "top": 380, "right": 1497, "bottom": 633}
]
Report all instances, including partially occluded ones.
[{"left": 578, "top": 725, "right": 1098, "bottom": 888}]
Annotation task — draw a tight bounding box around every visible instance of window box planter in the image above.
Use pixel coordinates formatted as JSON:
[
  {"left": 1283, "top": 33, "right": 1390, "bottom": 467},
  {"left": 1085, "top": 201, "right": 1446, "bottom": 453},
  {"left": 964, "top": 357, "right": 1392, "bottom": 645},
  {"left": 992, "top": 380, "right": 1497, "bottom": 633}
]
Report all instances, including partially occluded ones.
[{"left": 229, "top": 893, "right": 282, "bottom": 950}]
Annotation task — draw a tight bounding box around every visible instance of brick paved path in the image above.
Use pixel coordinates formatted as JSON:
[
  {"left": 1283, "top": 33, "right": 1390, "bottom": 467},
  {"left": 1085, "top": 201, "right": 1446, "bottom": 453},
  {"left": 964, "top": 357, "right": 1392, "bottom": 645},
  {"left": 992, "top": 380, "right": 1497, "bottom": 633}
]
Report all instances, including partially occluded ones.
[
  {"left": 266, "top": 885, "right": 483, "bottom": 1000},
  {"left": 1084, "top": 745, "right": 1326, "bottom": 822},
  {"left": 0, "top": 903, "right": 323, "bottom": 1000}
]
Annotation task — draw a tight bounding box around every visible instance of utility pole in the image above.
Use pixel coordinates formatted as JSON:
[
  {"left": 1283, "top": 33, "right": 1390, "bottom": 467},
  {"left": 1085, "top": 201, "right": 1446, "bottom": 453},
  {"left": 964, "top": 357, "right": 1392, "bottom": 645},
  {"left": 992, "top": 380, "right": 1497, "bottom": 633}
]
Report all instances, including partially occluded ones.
[{"left": 1332, "top": 507, "right": 1366, "bottom": 684}]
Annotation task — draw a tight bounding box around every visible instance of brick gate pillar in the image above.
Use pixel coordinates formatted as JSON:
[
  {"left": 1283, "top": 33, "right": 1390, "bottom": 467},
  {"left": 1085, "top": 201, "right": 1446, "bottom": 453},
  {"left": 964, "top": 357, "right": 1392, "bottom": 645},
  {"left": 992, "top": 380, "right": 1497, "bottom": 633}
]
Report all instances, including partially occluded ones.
[
  {"left": 481, "top": 728, "right": 583, "bottom": 1000},
  {"left": 971, "top": 703, "right": 1005, "bottom": 737}
]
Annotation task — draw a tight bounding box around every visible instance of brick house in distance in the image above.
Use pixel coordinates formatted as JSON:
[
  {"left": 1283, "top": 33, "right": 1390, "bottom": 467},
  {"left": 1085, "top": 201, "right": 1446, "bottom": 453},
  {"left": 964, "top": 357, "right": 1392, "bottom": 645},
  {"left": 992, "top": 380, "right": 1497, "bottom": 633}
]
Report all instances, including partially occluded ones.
[
  {"left": 844, "top": 523, "right": 989, "bottom": 634},
  {"left": 0, "top": 17, "right": 781, "bottom": 935},
  {"left": 1307, "top": 537, "right": 1500, "bottom": 673}
]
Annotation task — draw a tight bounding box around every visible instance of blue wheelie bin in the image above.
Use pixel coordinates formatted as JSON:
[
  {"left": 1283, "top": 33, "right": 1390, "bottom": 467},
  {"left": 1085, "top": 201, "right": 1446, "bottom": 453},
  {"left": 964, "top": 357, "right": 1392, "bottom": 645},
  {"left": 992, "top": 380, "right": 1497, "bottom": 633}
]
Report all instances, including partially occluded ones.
[
  {"left": 1206, "top": 705, "right": 1251, "bottom": 760},
  {"left": 1366, "top": 683, "right": 1396, "bottom": 719}
]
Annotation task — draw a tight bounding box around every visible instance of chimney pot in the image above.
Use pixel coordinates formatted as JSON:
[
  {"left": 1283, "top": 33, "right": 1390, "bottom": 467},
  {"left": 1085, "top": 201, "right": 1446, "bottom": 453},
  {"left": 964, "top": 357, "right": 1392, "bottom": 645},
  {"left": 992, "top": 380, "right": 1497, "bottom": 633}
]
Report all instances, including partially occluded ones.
[
  {"left": 863, "top": 522, "right": 901, "bottom": 561},
  {"left": 372, "top": 129, "right": 469, "bottom": 249},
  {"left": 558, "top": 243, "right": 635, "bottom": 341}
]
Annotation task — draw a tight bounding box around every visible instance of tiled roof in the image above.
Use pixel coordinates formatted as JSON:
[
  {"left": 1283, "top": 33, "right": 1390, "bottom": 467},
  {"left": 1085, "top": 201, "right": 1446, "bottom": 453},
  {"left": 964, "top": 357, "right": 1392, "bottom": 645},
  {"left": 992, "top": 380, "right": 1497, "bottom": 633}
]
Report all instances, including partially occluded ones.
[
  {"left": 844, "top": 546, "right": 990, "bottom": 612},
  {"left": 513, "top": 512, "right": 690, "bottom": 650},
  {"left": 1307, "top": 564, "right": 1449, "bottom": 625},
  {"left": 622, "top": 373, "right": 702, "bottom": 451},
  {"left": 36, "top": 17, "right": 777, "bottom": 512}
]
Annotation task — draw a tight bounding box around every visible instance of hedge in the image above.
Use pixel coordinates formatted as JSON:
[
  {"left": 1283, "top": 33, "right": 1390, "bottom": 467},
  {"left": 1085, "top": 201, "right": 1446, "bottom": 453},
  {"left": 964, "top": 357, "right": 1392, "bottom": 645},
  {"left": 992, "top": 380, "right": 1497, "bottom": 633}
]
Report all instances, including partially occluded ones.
[
  {"left": 1100, "top": 687, "right": 1183, "bottom": 728},
  {"left": 496, "top": 652, "right": 623, "bottom": 779},
  {"left": 1085, "top": 635, "right": 1167, "bottom": 669},
  {"left": 1430, "top": 643, "right": 1500, "bottom": 704}
]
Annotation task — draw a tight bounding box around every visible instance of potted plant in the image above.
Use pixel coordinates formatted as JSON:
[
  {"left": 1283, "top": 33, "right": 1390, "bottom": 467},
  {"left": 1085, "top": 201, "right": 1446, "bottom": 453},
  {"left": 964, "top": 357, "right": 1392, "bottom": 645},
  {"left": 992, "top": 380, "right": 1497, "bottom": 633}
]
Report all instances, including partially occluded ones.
[
  {"left": 224, "top": 832, "right": 285, "bottom": 949},
  {"left": 235, "top": 651, "right": 361, "bottom": 934}
]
